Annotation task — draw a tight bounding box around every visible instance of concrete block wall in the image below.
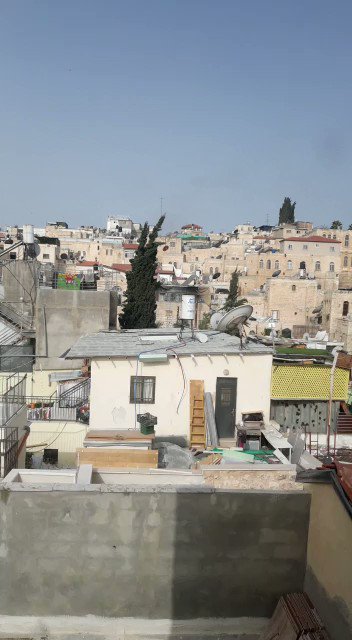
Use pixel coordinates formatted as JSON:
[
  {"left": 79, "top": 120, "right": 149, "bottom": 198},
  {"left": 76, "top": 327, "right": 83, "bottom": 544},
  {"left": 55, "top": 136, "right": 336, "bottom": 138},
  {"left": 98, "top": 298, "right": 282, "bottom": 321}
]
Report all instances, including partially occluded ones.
[{"left": 0, "top": 486, "right": 310, "bottom": 619}]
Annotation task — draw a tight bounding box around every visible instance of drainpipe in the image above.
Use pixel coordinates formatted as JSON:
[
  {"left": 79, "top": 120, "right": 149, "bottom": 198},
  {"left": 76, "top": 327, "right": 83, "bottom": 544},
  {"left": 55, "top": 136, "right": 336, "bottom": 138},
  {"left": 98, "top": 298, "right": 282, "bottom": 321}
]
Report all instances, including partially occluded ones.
[{"left": 327, "top": 348, "right": 341, "bottom": 457}]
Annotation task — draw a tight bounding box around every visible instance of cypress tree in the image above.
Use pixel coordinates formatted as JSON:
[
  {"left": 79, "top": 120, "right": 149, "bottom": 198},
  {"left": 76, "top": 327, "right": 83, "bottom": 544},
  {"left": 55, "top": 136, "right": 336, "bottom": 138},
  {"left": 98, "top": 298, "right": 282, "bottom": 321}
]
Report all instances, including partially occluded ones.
[
  {"left": 279, "top": 197, "right": 296, "bottom": 224},
  {"left": 223, "top": 269, "right": 247, "bottom": 311},
  {"left": 119, "top": 216, "right": 165, "bottom": 329}
]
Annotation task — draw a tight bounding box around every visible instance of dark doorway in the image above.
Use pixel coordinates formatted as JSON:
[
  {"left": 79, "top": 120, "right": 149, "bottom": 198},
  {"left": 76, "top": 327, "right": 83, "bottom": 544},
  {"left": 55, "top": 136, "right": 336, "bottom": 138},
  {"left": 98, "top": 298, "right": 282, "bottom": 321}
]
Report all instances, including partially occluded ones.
[{"left": 215, "top": 377, "right": 237, "bottom": 438}]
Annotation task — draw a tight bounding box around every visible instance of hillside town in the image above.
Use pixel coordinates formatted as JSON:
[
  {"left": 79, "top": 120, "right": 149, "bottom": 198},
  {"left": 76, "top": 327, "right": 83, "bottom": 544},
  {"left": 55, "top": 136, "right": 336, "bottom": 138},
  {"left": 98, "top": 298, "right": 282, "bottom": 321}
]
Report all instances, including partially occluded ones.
[
  {"left": 1, "top": 1, "right": 352, "bottom": 638},
  {"left": 0, "top": 204, "right": 351, "bottom": 638}
]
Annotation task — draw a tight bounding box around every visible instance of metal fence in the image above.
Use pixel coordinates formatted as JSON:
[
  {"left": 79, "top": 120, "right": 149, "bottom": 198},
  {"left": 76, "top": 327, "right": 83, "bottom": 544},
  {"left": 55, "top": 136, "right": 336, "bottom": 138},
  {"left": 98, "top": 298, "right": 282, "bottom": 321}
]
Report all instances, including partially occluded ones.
[
  {"left": 0, "top": 373, "right": 27, "bottom": 426},
  {"left": 0, "top": 424, "right": 19, "bottom": 478}
]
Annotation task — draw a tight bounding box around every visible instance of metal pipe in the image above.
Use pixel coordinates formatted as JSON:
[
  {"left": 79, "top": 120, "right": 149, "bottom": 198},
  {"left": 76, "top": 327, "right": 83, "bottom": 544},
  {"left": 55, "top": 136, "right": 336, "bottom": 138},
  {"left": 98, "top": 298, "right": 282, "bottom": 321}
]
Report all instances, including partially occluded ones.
[{"left": 327, "top": 349, "right": 341, "bottom": 457}]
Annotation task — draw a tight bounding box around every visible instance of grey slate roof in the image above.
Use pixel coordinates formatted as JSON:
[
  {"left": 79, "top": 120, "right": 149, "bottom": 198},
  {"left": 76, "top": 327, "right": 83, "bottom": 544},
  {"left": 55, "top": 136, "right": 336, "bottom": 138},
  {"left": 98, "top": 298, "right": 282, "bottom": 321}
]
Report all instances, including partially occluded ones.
[{"left": 65, "top": 328, "right": 272, "bottom": 359}]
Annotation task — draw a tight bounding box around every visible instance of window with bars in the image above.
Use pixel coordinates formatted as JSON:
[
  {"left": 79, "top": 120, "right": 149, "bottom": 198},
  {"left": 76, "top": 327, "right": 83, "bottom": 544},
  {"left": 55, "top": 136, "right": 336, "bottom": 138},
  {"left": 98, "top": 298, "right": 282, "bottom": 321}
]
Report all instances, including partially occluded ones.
[{"left": 130, "top": 376, "right": 156, "bottom": 404}]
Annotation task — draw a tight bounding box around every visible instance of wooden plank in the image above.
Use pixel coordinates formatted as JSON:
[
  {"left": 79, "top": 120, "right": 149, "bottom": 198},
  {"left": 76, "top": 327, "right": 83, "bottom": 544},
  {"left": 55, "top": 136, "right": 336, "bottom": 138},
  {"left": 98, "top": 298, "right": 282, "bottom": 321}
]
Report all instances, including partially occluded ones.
[
  {"left": 260, "top": 598, "right": 297, "bottom": 640},
  {"left": 77, "top": 448, "right": 158, "bottom": 469},
  {"left": 85, "top": 429, "right": 154, "bottom": 441}
]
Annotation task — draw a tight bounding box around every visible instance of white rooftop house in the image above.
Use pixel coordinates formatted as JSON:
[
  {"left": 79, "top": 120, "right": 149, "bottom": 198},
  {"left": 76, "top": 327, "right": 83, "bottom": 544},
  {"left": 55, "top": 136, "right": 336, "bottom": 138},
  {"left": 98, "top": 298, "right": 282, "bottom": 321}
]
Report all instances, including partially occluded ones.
[
  {"left": 66, "top": 329, "right": 273, "bottom": 444},
  {"left": 106, "top": 216, "right": 134, "bottom": 235}
]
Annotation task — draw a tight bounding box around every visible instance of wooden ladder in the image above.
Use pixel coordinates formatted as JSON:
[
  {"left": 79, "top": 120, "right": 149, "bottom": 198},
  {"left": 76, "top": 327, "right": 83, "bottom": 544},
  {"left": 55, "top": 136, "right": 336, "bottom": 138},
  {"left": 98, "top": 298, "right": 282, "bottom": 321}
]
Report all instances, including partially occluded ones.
[{"left": 190, "top": 380, "right": 206, "bottom": 449}]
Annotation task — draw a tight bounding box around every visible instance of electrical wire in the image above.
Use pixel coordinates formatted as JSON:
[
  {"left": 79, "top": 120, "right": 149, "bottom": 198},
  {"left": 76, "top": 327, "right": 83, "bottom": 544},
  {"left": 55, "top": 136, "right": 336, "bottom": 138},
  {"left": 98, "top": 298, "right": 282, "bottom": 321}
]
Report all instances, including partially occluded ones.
[{"left": 26, "top": 423, "right": 86, "bottom": 453}]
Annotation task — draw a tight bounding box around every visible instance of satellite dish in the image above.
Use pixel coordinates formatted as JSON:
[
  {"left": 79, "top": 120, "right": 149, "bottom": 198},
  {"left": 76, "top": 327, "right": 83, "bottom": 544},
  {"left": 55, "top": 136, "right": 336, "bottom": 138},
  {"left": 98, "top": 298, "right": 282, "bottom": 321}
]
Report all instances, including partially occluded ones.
[
  {"left": 272, "top": 270, "right": 281, "bottom": 277},
  {"left": 194, "top": 332, "right": 208, "bottom": 343},
  {"left": 312, "top": 304, "right": 323, "bottom": 314},
  {"left": 217, "top": 305, "right": 253, "bottom": 332},
  {"left": 212, "top": 272, "right": 221, "bottom": 280},
  {"left": 163, "top": 245, "right": 169, "bottom": 251},
  {"left": 210, "top": 312, "right": 223, "bottom": 329},
  {"left": 183, "top": 272, "right": 197, "bottom": 286}
]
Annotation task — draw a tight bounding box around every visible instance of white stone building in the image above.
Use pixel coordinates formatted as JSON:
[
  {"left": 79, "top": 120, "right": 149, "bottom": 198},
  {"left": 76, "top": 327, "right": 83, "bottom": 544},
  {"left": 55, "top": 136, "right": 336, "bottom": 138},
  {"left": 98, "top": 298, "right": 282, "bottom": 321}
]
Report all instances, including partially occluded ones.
[{"left": 66, "top": 329, "right": 273, "bottom": 443}]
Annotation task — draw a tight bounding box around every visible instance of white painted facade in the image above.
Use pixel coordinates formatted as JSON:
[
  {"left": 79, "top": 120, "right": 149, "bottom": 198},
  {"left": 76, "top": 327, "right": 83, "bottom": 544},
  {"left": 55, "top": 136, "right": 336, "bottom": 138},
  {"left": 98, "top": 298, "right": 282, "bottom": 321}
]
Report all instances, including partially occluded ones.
[{"left": 89, "top": 352, "right": 273, "bottom": 440}]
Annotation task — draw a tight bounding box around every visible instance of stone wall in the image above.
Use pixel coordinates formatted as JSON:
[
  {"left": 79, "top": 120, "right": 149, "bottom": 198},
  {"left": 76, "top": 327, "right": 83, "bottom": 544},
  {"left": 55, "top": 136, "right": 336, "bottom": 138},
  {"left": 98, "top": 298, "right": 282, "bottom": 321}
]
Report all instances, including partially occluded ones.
[
  {"left": 34, "top": 289, "right": 112, "bottom": 370},
  {"left": 0, "top": 486, "right": 310, "bottom": 619},
  {"left": 304, "top": 484, "right": 352, "bottom": 640}
]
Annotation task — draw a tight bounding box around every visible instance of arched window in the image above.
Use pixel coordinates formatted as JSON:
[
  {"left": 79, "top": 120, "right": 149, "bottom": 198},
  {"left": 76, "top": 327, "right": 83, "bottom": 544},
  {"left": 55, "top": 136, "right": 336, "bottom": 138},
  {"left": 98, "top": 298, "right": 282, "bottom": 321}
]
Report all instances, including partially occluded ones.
[
  {"left": 259, "top": 260, "right": 264, "bottom": 269},
  {"left": 287, "top": 260, "right": 293, "bottom": 270},
  {"left": 328, "top": 234, "right": 331, "bottom": 239},
  {"left": 275, "top": 260, "right": 279, "bottom": 269},
  {"left": 345, "top": 235, "right": 349, "bottom": 247},
  {"left": 266, "top": 259, "right": 271, "bottom": 270},
  {"left": 344, "top": 256, "right": 348, "bottom": 267},
  {"left": 333, "top": 234, "right": 337, "bottom": 239},
  {"left": 209, "top": 267, "right": 213, "bottom": 275},
  {"left": 292, "top": 285, "right": 296, "bottom": 292},
  {"left": 215, "top": 266, "right": 219, "bottom": 274},
  {"left": 300, "top": 261, "right": 306, "bottom": 270},
  {"left": 343, "top": 301, "right": 349, "bottom": 317},
  {"left": 329, "top": 262, "right": 335, "bottom": 272},
  {"left": 315, "top": 261, "right": 321, "bottom": 271}
]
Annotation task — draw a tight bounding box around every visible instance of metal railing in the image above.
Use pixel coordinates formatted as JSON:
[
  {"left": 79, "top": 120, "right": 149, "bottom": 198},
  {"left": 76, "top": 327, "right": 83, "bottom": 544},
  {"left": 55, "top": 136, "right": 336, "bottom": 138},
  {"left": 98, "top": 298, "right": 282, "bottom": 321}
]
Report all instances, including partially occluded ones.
[
  {"left": 0, "top": 424, "right": 19, "bottom": 478},
  {"left": 0, "top": 373, "right": 27, "bottom": 426},
  {"left": 58, "top": 378, "right": 90, "bottom": 408},
  {"left": 1, "top": 375, "right": 90, "bottom": 423},
  {"left": 0, "top": 301, "right": 34, "bottom": 331}
]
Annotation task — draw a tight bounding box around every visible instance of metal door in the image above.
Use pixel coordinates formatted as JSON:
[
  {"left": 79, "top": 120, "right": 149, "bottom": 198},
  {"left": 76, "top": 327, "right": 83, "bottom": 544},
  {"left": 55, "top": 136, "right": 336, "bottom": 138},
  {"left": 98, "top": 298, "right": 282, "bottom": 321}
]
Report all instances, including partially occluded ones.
[{"left": 215, "top": 377, "right": 237, "bottom": 438}]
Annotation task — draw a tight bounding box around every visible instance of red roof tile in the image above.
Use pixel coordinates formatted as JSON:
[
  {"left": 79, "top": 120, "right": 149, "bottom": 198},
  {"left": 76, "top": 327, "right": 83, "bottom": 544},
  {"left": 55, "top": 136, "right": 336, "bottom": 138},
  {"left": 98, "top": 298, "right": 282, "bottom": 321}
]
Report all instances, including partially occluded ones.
[
  {"left": 281, "top": 235, "right": 341, "bottom": 244},
  {"left": 111, "top": 263, "right": 132, "bottom": 272},
  {"left": 123, "top": 243, "right": 139, "bottom": 250}
]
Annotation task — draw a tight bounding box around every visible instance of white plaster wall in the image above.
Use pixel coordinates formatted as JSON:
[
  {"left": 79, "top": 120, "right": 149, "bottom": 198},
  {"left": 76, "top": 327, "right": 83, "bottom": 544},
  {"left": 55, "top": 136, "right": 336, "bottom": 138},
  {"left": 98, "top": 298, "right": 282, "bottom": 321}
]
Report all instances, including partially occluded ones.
[{"left": 89, "top": 353, "right": 273, "bottom": 439}]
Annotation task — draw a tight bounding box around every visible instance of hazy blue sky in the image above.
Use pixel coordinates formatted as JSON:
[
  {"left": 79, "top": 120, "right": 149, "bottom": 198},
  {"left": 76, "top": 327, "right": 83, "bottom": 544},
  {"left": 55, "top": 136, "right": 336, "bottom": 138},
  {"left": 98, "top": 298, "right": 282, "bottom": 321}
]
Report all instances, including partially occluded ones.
[{"left": 1, "top": 0, "right": 352, "bottom": 232}]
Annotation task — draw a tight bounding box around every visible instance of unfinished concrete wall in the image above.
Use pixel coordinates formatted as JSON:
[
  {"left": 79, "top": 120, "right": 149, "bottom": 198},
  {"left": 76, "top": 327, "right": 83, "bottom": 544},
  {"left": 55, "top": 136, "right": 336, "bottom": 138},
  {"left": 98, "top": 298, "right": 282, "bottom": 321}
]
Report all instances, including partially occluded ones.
[
  {"left": 304, "top": 484, "right": 352, "bottom": 640},
  {"left": 2, "top": 260, "right": 40, "bottom": 318},
  {"left": 35, "top": 289, "right": 111, "bottom": 370},
  {"left": 0, "top": 487, "right": 310, "bottom": 618}
]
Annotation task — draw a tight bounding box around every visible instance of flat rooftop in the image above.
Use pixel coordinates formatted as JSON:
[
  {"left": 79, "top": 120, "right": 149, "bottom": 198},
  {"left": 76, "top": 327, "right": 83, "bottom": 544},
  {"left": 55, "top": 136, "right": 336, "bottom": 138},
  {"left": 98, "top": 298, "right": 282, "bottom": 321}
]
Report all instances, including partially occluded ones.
[{"left": 65, "top": 328, "right": 273, "bottom": 359}]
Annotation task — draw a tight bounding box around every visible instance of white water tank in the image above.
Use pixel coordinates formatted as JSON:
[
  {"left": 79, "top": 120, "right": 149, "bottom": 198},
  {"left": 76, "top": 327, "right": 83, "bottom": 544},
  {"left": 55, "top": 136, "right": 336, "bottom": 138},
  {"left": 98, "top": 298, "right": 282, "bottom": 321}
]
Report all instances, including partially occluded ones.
[
  {"left": 181, "top": 295, "right": 196, "bottom": 320},
  {"left": 22, "top": 224, "right": 34, "bottom": 244}
]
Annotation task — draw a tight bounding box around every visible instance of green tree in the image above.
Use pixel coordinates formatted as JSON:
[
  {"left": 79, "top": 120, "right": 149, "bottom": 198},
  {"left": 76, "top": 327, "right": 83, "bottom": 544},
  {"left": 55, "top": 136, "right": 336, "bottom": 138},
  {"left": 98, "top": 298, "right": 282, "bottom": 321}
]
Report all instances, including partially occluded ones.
[
  {"left": 279, "top": 197, "right": 296, "bottom": 224},
  {"left": 199, "top": 312, "right": 212, "bottom": 330},
  {"left": 119, "top": 216, "right": 165, "bottom": 329},
  {"left": 223, "top": 269, "right": 247, "bottom": 311},
  {"left": 331, "top": 220, "right": 343, "bottom": 230},
  {"left": 348, "top": 224, "right": 352, "bottom": 231}
]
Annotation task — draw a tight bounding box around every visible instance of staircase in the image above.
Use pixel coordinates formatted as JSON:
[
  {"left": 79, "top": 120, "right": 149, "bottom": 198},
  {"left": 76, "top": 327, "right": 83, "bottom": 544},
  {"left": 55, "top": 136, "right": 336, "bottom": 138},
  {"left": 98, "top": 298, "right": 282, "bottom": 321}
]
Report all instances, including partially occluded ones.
[
  {"left": 0, "top": 301, "right": 34, "bottom": 334},
  {"left": 337, "top": 402, "right": 352, "bottom": 434},
  {"left": 58, "top": 378, "right": 90, "bottom": 408},
  {"left": 190, "top": 380, "right": 206, "bottom": 449}
]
